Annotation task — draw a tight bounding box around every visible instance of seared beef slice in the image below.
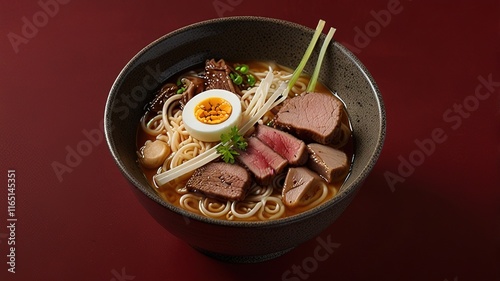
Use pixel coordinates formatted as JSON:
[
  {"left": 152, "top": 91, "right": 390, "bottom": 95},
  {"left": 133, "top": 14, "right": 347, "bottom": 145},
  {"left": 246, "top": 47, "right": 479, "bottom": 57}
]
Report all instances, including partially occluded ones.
[
  {"left": 205, "top": 59, "right": 238, "bottom": 94},
  {"left": 282, "top": 167, "right": 324, "bottom": 207},
  {"left": 237, "top": 137, "right": 287, "bottom": 185},
  {"left": 186, "top": 162, "right": 251, "bottom": 201},
  {"left": 274, "top": 92, "right": 344, "bottom": 144},
  {"left": 307, "top": 143, "right": 349, "bottom": 183},
  {"left": 255, "top": 124, "right": 308, "bottom": 166}
]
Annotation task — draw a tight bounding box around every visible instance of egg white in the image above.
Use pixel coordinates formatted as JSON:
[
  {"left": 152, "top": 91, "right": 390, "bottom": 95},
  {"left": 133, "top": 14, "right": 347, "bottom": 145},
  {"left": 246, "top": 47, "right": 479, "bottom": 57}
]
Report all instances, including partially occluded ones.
[{"left": 182, "top": 89, "right": 242, "bottom": 142}]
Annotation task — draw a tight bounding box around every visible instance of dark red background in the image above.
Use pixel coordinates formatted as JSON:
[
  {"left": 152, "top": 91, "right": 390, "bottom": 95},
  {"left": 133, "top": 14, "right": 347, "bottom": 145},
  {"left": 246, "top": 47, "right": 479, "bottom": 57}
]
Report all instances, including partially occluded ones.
[{"left": 1, "top": 0, "right": 499, "bottom": 280}]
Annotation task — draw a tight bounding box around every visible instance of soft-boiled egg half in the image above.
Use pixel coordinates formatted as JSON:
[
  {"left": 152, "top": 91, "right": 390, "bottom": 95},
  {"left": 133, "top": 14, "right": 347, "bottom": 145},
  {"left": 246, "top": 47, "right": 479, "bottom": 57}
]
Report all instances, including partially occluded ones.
[{"left": 182, "top": 89, "right": 242, "bottom": 142}]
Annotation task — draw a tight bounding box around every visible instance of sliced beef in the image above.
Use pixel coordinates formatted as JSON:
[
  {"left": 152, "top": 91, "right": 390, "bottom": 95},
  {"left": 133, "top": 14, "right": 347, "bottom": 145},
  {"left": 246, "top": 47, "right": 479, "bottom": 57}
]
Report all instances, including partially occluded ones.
[
  {"left": 282, "top": 167, "right": 324, "bottom": 207},
  {"left": 254, "top": 124, "right": 308, "bottom": 166},
  {"left": 236, "top": 137, "right": 287, "bottom": 185},
  {"left": 306, "top": 143, "right": 349, "bottom": 183},
  {"left": 273, "top": 92, "right": 344, "bottom": 145},
  {"left": 179, "top": 76, "right": 205, "bottom": 108},
  {"left": 147, "top": 83, "right": 178, "bottom": 112},
  {"left": 205, "top": 59, "right": 239, "bottom": 94},
  {"left": 186, "top": 162, "right": 251, "bottom": 201}
]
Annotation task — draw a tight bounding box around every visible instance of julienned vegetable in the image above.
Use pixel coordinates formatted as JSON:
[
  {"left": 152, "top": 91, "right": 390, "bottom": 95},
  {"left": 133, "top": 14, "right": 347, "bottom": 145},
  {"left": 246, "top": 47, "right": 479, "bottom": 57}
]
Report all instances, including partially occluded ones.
[{"left": 154, "top": 70, "right": 286, "bottom": 186}]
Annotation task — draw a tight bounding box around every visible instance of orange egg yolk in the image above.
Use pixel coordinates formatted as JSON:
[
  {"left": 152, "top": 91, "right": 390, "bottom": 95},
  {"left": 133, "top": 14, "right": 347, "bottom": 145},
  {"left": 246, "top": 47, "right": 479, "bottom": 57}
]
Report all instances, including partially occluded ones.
[{"left": 194, "top": 97, "right": 232, "bottom": 124}]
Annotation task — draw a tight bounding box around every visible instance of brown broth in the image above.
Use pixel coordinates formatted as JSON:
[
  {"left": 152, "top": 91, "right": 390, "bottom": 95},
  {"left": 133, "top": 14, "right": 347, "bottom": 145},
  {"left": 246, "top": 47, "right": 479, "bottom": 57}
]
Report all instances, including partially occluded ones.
[{"left": 136, "top": 60, "right": 354, "bottom": 221}]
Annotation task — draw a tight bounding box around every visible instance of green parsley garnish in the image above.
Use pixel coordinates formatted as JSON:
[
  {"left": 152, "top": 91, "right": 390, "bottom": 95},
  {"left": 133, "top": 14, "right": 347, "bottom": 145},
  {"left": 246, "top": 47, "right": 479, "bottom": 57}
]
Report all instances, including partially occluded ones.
[{"left": 216, "top": 126, "right": 248, "bottom": 163}]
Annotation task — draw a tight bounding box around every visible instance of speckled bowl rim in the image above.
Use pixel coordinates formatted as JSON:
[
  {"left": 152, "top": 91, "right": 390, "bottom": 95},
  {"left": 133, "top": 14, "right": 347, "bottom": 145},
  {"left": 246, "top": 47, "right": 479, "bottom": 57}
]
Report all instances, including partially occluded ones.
[{"left": 105, "top": 16, "right": 386, "bottom": 228}]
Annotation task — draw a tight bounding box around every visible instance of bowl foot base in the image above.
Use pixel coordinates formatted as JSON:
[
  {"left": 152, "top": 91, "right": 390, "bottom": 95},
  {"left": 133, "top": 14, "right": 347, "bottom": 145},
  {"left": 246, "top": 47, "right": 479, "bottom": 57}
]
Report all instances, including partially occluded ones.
[{"left": 193, "top": 246, "right": 295, "bottom": 263}]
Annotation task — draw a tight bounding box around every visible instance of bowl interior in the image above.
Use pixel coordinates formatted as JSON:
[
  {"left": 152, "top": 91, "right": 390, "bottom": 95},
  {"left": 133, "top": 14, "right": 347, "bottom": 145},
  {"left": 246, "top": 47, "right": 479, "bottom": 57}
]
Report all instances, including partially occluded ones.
[{"left": 105, "top": 16, "right": 385, "bottom": 225}]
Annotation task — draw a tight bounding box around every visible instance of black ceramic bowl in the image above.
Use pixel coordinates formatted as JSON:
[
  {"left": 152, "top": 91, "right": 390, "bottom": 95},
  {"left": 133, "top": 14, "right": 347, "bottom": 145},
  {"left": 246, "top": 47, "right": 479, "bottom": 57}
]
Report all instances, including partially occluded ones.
[{"left": 104, "top": 16, "right": 385, "bottom": 263}]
